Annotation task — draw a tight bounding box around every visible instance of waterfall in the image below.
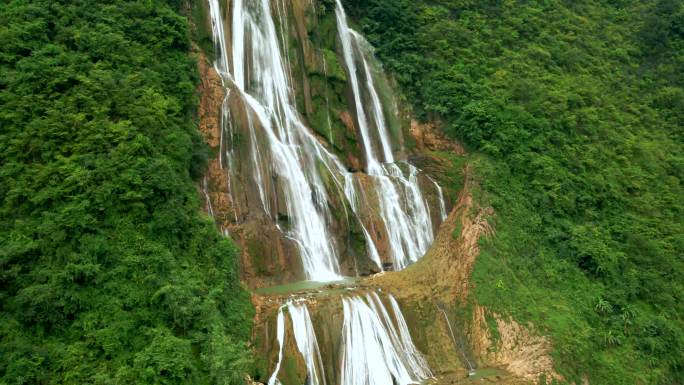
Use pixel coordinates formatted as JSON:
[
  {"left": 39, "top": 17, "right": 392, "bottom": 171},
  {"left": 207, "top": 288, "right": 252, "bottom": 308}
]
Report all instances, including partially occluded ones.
[
  {"left": 367, "top": 293, "right": 432, "bottom": 379},
  {"left": 288, "top": 301, "right": 327, "bottom": 385},
  {"left": 267, "top": 306, "right": 286, "bottom": 385},
  {"left": 204, "top": 1, "right": 452, "bottom": 383},
  {"left": 334, "top": 0, "right": 437, "bottom": 270},
  {"left": 429, "top": 176, "right": 448, "bottom": 221},
  {"left": 341, "top": 294, "right": 432, "bottom": 385},
  {"left": 224, "top": 0, "right": 350, "bottom": 280},
  {"left": 264, "top": 294, "right": 430, "bottom": 385},
  {"left": 206, "top": 0, "right": 447, "bottom": 280},
  {"left": 202, "top": 176, "right": 215, "bottom": 218},
  {"left": 387, "top": 295, "right": 433, "bottom": 378},
  {"left": 267, "top": 302, "right": 327, "bottom": 385}
]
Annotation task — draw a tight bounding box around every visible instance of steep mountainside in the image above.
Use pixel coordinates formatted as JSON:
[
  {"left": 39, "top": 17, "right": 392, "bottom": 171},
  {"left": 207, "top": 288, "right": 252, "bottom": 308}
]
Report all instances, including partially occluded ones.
[
  {"left": 345, "top": 0, "right": 684, "bottom": 383},
  {"left": 0, "top": 1, "right": 252, "bottom": 383}
]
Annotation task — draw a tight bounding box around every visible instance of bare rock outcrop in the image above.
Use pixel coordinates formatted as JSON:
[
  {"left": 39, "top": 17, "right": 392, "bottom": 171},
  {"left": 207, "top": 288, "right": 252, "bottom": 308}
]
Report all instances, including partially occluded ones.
[
  {"left": 410, "top": 119, "right": 465, "bottom": 155},
  {"left": 471, "top": 305, "right": 563, "bottom": 384}
]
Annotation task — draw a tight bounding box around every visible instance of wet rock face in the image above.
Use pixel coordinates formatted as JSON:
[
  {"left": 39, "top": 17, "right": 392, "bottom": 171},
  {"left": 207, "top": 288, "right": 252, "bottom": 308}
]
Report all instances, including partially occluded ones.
[
  {"left": 197, "top": 55, "right": 223, "bottom": 149},
  {"left": 196, "top": 53, "right": 234, "bottom": 226}
]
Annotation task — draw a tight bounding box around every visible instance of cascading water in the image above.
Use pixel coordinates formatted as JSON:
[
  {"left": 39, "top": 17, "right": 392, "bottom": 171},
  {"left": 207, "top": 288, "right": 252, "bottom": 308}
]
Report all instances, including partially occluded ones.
[
  {"left": 202, "top": 176, "right": 215, "bottom": 219},
  {"left": 207, "top": 0, "right": 447, "bottom": 280},
  {"left": 268, "top": 301, "right": 325, "bottom": 385},
  {"left": 387, "top": 295, "right": 433, "bottom": 378},
  {"left": 268, "top": 306, "right": 286, "bottom": 385},
  {"left": 288, "top": 301, "right": 327, "bottom": 385},
  {"left": 265, "top": 294, "right": 431, "bottom": 385},
  {"left": 230, "top": 0, "right": 345, "bottom": 280},
  {"left": 267, "top": 301, "right": 327, "bottom": 385},
  {"left": 334, "top": 0, "right": 440, "bottom": 270},
  {"left": 341, "top": 294, "right": 432, "bottom": 385},
  {"left": 365, "top": 293, "right": 432, "bottom": 380}
]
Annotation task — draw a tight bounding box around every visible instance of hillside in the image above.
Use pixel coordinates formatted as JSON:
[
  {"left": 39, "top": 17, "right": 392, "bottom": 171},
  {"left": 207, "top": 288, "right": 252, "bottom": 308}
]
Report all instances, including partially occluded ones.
[
  {"left": 0, "top": 1, "right": 252, "bottom": 383},
  {"left": 345, "top": 0, "right": 684, "bottom": 383}
]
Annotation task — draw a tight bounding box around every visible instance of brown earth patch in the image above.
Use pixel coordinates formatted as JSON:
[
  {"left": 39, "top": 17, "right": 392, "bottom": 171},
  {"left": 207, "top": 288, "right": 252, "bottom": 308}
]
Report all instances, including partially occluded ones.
[
  {"left": 196, "top": 52, "right": 223, "bottom": 149},
  {"left": 410, "top": 119, "right": 465, "bottom": 155},
  {"left": 470, "top": 306, "right": 563, "bottom": 384}
]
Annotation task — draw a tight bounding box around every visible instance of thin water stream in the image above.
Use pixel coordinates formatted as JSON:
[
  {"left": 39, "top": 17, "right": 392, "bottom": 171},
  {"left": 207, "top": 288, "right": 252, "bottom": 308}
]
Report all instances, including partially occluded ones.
[
  {"left": 335, "top": 0, "right": 436, "bottom": 270},
  {"left": 438, "top": 305, "right": 476, "bottom": 375}
]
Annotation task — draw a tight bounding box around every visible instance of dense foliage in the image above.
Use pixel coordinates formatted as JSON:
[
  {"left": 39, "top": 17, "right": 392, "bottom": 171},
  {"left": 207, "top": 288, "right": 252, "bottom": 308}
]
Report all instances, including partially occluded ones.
[
  {"left": 0, "top": 1, "right": 253, "bottom": 383},
  {"left": 345, "top": 0, "right": 684, "bottom": 383}
]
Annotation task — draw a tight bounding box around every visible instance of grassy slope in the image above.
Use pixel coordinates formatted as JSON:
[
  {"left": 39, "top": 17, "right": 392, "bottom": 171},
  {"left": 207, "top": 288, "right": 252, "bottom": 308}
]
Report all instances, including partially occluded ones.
[
  {"left": 344, "top": 0, "right": 684, "bottom": 384},
  {"left": 0, "top": 1, "right": 253, "bottom": 384}
]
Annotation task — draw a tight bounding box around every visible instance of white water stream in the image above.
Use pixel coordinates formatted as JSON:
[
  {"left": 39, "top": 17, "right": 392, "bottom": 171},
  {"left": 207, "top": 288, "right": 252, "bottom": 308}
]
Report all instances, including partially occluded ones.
[
  {"left": 288, "top": 301, "right": 327, "bottom": 385},
  {"left": 341, "top": 294, "right": 432, "bottom": 385},
  {"left": 266, "top": 294, "right": 430, "bottom": 385},
  {"left": 334, "top": 1, "right": 437, "bottom": 270},
  {"left": 267, "top": 306, "right": 286, "bottom": 385},
  {"left": 268, "top": 302, "right": 327, "bottom": 385}
]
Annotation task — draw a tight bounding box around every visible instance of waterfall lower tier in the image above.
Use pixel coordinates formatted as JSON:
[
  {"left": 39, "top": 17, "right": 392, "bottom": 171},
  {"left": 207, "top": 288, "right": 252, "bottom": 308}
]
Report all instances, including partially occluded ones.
[
  {"left": 264, "top": 293, "right": 431, "bottom": 385},
  {"left": 341, "top": 293, "right": 432, "bottom": 385},
  {"left": 288, "top": 301, "right": 327, "bottom": 385},
  {"left": 268, "top": 307, "right": 286, "bottom": 385}
]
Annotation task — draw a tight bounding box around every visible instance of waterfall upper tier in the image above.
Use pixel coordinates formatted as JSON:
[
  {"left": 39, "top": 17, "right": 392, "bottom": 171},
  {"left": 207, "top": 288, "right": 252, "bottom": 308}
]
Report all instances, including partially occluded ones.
[{"left": 202, "top": 0, "right": 451, "bottom": 286}]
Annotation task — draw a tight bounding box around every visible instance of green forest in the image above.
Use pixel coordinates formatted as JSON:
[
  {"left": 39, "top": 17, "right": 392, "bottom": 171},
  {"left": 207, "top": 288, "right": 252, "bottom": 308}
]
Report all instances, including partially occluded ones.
[
  {"left": 0, "top": 1, "right": 252, "bottom": 384},
  {"left": 345, "top": 0, "right": 683, "bottom": 384}
]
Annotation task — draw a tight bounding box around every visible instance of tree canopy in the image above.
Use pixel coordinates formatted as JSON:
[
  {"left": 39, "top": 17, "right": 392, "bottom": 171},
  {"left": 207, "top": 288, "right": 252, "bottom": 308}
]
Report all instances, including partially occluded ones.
[{"left": 0, "top": 1, "right": 253, "bottom": 384}]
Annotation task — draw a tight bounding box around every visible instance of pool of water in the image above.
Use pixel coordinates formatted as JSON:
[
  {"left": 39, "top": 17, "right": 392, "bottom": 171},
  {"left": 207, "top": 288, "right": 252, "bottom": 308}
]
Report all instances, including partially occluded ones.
[
  {"left": 467, "top": 367, "right": 507, "bottom": 380},
  {"left": 254, "top": 277, "right": 360, "bottom": 296}
]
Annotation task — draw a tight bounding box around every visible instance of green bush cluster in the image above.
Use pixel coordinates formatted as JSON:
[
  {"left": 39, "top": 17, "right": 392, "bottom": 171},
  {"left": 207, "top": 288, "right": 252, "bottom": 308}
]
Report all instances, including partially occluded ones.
[
  {"left": 0, "top": 1, "right": 253, "bottom": 384},
  {"left": 345, "top": 0, "right": 683, "bottom": 383}
]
